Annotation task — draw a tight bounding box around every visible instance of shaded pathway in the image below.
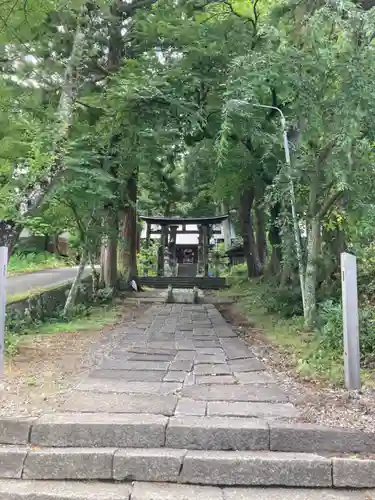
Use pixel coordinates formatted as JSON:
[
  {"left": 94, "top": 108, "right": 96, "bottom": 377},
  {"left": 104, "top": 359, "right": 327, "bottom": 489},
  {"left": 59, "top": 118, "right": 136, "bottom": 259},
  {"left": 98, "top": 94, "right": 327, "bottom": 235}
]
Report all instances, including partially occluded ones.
[{"left": 63, "top": 303, "right": 298, "bottom": 419}]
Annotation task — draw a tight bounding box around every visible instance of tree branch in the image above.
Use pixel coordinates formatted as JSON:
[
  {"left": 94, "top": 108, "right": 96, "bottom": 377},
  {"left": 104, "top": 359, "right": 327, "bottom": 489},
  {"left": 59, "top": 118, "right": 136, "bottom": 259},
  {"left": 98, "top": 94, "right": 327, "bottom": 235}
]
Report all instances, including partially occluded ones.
[
  {"left": 318, "top": 190, "right": 344, "bottom": 219},
  {"left": 221, "top": 0, "right": 256, "bottom": 28},
  {"left": 118, "top": 0, "right": 157, "bottom": 16}
]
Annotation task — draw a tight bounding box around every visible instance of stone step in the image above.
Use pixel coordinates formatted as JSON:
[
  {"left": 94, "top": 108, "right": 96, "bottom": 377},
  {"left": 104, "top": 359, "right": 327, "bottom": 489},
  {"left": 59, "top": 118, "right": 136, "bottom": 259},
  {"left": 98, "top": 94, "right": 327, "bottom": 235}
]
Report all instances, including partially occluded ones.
[
  {"left": 0, "top": 446, "right": 374, "bottom": 487},
  {"left": 0, "top": 480, "right": 131, "bottom": 499},
  {"left": 137, "top": 277, "right": 227, "bottom": 290},
  {"left": 2, "top": 414, "right": 375, "bottom": 455},
  {"left": 0, "top": 481, "right": 373, "bottom": 500}
]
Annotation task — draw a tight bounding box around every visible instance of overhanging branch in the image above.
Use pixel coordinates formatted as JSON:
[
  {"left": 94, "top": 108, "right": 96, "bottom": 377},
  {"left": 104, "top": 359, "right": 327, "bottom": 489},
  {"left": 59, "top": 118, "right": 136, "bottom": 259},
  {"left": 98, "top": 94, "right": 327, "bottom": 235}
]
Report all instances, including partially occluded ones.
[
  {"left": 119, "top": 0, "right": 157, "bottom": 16},
  {"left": 318, "top": 190, "right": 344, "bottom": 219}
]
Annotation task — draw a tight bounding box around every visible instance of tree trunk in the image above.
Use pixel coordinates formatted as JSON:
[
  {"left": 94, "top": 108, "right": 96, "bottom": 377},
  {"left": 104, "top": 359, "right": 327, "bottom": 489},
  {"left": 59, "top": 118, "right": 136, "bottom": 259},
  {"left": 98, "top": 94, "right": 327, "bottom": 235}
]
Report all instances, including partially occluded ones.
[
  {"left": 0, "top": 221, "right": 22, "bottom": 260},
  {"left": 89, "top": 255, "right": 100, "bottom": 296},
  {"left": 98, "top": 0, "right": 124, "bottom": 288},
  {"left": 239, "top": 188, "right": 262, "bottom": 278},
  {"left": 118, "top": 170, "right": 138, "bottom": 283},
  {"left": 268, "top": 202, "right": 282, "bottom": 276},
  {"left": 63, "top": 250, "right": 88, "bottom": 317},
  {"left": 323, "top": 224, "right": 346, "bottom": 276},
  {"left": 304, "top": 218, "right": 320, "bottom": 329},
  {"left": 255, "top": 202, "right": 267, "bottom": 266},
  {"left": 100, "top": 210, "right": 118, "bottom": 288}
]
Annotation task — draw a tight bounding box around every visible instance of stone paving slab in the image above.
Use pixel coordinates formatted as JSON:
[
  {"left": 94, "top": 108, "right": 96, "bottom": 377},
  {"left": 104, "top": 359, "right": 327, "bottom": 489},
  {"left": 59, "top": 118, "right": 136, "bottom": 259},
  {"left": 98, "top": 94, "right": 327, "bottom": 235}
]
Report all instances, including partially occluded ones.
[
  {"left": 0, "top": 480, "right": 133, "bottom": 500},
  {"left": 163, "top": 371, "right": 187, "bottom": 383},
  {"left": 113, "top": 448, "right": 186, "bottom": 482},
  {"left": 235, "top": 371, "right": 276, "bottom": 384},
  {"left": 223, "top": 488, "right": 375, "bottom": 499},
  {"left": 30, "top": 413, "right": 167, "bottom": 448},
  {"left": 180, "top": 451, "right": 332, "bottom": 487},
  {"left": 270, "top": 422, "right": 375, "bottom": 454},
  {"left": 174, "top": 399, "right": 207, "bottom": 416},
  {"left": 62, "top": 392, "right": 178, "bottom": 415},
  {"left": 129, "top": 353, "right": 175, "bottom": 361},
  {"left": 0, "top": 481, "right": 373, "bottom": 500},
  {"left": 196, "top": 375, "right": 237, "bottom": 385},
  {"left": 0, "top": 418, "right": 36, "bottom": 445},
  {"left": 333, "top": 458, "right": 375, "bottom": 488},
  {"left": 169, "top": 360, "right": 194, "bottom": 371},
  {"left": 131, "top": 482, "right": 224, "bottom": 500},
  {"left": 89, "top": 369, "right": 166, "bottom": 382},
  {"left": 76, "top": 380, "right": 182, "bottom": 395},
  {"left": 194, "top": 364, "right": 231, "bottom": 376},
  {"left": 228, "top": 358, "right": 266, "bottom": 372},
  {"left": 207, "top": 402, "right": 299, "bottom": 418},
  {"left": 166, "top": 417, "right": 269, "bottom": 450},
  {"left": 0, "top": 446, "right": 27, "bottom": 478},
  {"left": 98, "top": 360, "right": 171, "bottom": 371},
  {"left": 182, "top": 384, "right": 288, "bottom": 402},
  {"left": 23, "top": 448, "right": 114, "bottom": 480}
]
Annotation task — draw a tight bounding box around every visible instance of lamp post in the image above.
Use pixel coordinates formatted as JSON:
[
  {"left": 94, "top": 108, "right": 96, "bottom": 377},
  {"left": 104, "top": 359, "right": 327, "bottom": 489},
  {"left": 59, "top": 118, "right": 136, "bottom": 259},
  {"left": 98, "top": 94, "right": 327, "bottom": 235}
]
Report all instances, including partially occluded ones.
[
  {"left": 227, "top": 99, "right": 305, "bottom": 311},
  {"left": 0, "top": 246, "right": 7, "bottom": 381}
]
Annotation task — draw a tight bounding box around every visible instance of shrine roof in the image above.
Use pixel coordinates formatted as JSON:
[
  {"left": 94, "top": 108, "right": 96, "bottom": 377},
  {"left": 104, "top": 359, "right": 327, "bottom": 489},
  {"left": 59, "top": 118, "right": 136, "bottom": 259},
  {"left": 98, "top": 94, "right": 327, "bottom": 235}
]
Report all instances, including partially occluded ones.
[{"left": 140, "top": 215, "right": 228, "bottom": 225}]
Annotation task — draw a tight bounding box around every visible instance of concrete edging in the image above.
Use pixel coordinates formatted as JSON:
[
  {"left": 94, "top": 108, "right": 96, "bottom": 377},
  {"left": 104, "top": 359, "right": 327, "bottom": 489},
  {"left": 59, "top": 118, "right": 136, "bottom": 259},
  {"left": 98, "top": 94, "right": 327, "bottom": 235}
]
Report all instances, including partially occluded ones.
[
  {"left": 0, "top": 444, "right": 374, "bottom": 487},
  {"left": 1, "top": 414, "right": 375, "bottom": 455}
]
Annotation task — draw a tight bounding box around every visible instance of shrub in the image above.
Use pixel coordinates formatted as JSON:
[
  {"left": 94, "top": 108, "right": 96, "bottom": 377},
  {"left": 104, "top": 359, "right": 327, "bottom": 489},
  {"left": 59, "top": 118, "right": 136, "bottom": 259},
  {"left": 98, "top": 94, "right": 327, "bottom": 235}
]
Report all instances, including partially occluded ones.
[
  {"left": 260, "top": 283, "right": 304, "bottom": 318},
  {"left": 227, "top": 264, "right": 248, "bottom": 285},
  {"left": 310, "top": 300, "right": 375, "bottom": 364}
]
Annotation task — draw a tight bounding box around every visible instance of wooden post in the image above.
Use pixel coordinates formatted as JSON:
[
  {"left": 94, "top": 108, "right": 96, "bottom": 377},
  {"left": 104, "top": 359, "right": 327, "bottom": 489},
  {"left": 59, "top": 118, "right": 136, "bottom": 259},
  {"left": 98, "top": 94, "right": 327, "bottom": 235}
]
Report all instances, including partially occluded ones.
[
  {"left": 341, "top": 252, "right": 361, "bottom": 390},
  {"left": 146, "top": 223, "right": 151, "bottom": 249},
  {"left": 157, "top": 224, "right": 168, "bottom": 276},
  {"left": 0, "top": 246, "right": 7, "bottom": 380},
  {"left": 202, "top": 225, "right": 209, "bottom": 277},
  {"left": 157, "top": 225, "right": 164, "bottom": 276},
  {"left": 197, "top": 225, "right": 203, "bottom": 275}
]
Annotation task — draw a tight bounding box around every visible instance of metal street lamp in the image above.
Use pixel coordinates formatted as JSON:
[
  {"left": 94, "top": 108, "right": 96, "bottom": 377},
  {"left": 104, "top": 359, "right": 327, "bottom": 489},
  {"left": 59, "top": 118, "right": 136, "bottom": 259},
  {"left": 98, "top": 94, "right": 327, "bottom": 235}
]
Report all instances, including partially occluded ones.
[{"left": 226, "top": 99, "right": 306, "bottom": 311}]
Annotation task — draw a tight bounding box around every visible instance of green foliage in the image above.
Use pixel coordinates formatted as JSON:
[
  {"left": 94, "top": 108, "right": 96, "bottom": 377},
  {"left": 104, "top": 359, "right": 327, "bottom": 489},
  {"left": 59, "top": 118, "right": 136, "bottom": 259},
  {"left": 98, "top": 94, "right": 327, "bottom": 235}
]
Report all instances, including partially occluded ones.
[
  {"left": 260, "top": 283, "right": 304, "bottom": 318},
  {"left": 5, "top": 303, "right": 119, "bottom": 357},
  {"left": 8, "top": 251, "right": 67, "bottom": 276},
  {"left": 226, "top": 264, "right": 248, "bottom": 285},
  {"left": 316, "top": 301, "right": 375, "bottom": 363},
  {"left": 137, "top": 241, "right": 159, "bottom": 276}
]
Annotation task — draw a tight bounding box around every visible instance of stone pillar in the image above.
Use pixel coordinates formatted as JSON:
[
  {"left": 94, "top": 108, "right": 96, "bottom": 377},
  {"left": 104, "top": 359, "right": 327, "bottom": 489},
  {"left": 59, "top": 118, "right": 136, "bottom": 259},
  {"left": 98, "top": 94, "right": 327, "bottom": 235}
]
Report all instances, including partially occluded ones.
[
  {"left": 157, "top": 224, "right": 168, "bottom": 276},
  {"left": 197, "top": 225, "right": 203, "bottom": 275},
  {"left": 170, "top": 225, "right": 178, "bottom": 276},
  {"left": 202, "top": 224, "right": 209, "bottom": 277},
  {"left": 145, "top": 223, "right": 151, "bottom": 249}
]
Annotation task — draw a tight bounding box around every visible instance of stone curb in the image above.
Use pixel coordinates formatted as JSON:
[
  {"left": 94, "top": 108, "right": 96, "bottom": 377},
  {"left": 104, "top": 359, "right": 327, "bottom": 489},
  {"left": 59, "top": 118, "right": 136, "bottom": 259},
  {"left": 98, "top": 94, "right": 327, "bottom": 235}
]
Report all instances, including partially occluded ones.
[
  {"left": 2, "top": 414, "right": 375, "bottom": 455},
  {"left": 0, "top": 446, "right": 375, "bottom": 487},
  {"left": 1, "top": 482, "right": 375, "bottom": 500}
]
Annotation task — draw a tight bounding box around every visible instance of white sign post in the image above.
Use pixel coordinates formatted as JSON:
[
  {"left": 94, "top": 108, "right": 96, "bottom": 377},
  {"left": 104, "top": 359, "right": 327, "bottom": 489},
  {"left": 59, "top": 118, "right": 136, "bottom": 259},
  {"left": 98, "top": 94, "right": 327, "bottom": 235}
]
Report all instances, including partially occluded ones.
[
  {"left": 0, "top": 246, "right": 7, "bottom": 380},
  {"left": 341, "top": 252, "right": 360, "bottom": 390}
]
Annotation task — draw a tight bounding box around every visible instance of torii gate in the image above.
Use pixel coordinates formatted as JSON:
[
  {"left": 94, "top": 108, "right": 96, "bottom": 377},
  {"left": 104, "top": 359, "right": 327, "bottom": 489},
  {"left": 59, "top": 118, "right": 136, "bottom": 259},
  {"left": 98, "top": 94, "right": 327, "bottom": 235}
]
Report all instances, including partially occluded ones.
[{"left": 139, "top": 215, "right": 229, "bottom": 277}]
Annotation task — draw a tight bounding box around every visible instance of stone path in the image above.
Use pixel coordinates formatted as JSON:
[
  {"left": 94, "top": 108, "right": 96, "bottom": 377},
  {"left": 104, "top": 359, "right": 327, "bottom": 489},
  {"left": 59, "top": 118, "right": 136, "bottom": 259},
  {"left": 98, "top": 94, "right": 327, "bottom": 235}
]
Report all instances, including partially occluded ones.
[
  {"left": 2, "top": 302, "right": 375, "bottom": 496},
  {"left": 63, "top": 303, "right": 298, "bottom": 419}
]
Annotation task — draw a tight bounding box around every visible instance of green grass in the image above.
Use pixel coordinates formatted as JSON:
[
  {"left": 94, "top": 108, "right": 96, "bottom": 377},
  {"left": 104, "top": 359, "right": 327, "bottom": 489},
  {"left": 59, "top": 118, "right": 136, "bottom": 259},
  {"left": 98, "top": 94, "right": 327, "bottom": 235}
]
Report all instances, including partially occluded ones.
[
  {"left": 6, "top": 305, "right": 120, "bottom": 356},
  {"left": 219, "top": 280, "right": 374, "bottom": 387},
  {"left": 36, "top": 306, "right": 120, "bottom": 335},
  {"left": 8, "top": 251, "right": 69, "bottom": 276}
]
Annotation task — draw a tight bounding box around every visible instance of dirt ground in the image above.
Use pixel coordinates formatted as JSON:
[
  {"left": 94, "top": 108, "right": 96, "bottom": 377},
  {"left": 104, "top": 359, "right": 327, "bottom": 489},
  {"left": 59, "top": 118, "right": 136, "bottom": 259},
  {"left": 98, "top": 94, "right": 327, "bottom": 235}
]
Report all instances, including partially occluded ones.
[
  {"left": 218, "top": 301, "right": 375, "bottom": 432},
  {"left": 0, "top": 302, "right": 149, "bottom": 417}
]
